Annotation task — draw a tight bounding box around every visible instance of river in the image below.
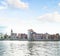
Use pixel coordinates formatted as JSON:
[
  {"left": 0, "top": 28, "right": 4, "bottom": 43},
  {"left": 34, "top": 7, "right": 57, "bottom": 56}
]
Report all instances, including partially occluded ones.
[{"left": 0, "top": 41, "right": 60, "bottom": 56}]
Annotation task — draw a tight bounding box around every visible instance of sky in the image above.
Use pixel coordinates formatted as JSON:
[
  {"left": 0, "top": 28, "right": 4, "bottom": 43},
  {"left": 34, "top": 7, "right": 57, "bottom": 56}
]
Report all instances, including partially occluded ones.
[{"left": 0, "top": 0, "right": 60, "bottom": 34}]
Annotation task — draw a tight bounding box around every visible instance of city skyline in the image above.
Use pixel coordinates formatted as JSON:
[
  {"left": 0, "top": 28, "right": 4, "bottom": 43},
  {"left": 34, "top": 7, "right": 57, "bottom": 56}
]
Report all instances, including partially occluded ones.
[
  {"left": 0, "top": 0, "right": 60, "bottom": 34},
  {"left": 0, "top": 29, "right": 60, "bottom": 41}
]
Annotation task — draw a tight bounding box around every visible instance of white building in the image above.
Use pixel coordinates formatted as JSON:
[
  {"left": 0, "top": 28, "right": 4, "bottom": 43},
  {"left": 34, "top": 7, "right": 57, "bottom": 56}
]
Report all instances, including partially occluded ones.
[{"left": 28, "top": 29, "right": 34, "bottom": 40}]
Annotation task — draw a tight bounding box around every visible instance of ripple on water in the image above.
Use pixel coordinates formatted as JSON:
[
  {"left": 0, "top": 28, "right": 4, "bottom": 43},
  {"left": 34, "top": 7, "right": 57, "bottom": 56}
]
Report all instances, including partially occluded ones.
[{"left": 0, "top": 41, "right": 59, "bottom": 56}]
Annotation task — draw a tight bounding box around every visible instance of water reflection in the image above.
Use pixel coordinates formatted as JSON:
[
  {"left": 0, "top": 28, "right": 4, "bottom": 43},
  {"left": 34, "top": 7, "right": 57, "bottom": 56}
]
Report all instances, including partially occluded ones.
[
  {"left": 27, "top": 42, "right": 36, "bottom": 56},
  {"left": 0, "top": 41, "right": 7, "bottom": 56},
  {"left": 0, "top": 41, "right": 60, "bottom": 56},
  {"left": 26, "top": 41, "right": 60, "bottom": 56}
]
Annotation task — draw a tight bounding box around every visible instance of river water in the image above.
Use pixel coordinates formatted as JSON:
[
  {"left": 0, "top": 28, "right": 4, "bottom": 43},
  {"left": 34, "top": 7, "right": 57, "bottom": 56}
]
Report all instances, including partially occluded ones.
[{"left": 0, "top": 41, "right": 60, "bottom": 56}]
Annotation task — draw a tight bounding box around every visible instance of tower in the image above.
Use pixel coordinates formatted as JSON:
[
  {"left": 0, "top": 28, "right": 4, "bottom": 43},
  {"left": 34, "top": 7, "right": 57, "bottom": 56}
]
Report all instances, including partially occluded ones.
[
  {"left": 28, "top": 29, "right": 34, "bottom": 41},
  {"left": 11, "top": 29, "right": 13, "bottom": 35}
]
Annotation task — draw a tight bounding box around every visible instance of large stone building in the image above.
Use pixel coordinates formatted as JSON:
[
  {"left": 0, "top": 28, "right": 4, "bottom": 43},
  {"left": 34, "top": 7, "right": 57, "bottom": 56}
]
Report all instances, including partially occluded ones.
[
  {"left": 17, "top": 33, "right": 27, "bottom": 40},
  {"left": 10, "top": 29, "right": 17, "bottom": 40},
  {"left": 28, "top": 29, "right": 50, "bottom": 41},
  {"left": 32, "top": 33, "right": 43, "bottom": 40}
]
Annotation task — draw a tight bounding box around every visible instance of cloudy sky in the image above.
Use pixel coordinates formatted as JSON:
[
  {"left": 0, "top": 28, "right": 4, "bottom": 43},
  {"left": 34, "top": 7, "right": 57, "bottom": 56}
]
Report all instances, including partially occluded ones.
[{"left": 0, "top": 0, "right": 60, "bottom": 34}]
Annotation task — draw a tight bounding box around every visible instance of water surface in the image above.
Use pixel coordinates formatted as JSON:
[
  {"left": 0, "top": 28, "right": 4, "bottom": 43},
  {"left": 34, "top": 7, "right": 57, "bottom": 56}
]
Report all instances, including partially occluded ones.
[{"left": 0, "top": 41, "right": 60, "bottom": 56}]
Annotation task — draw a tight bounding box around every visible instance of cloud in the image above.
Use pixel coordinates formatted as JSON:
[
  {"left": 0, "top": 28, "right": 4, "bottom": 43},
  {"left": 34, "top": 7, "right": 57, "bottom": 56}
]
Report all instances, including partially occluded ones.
[
  {"left": 58, "top": 3, "right": 60, "bottom": 6},
  {"left": 0, "top": 17, "right": 24, "bottom": 34},
  {"left": 0, "top": 0, "right": 28, "bottom": 10},
  {"left": 0, "top": 0, "right": 7, "bottom": 10},
  {"left": 5, "top": 0, "right": 28, "bottom": 9},
  {"left": 38, "top": 12, "right": 60, "bottom": 22},
  {"left": 0, "top": 13, "right": 33, "bottom": 34}
]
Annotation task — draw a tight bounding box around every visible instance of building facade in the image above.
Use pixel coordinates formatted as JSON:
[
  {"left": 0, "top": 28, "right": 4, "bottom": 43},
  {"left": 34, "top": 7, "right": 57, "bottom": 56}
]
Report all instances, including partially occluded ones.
[{"left": 28, "top": 29, "right": 34, "bottom": 40}]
